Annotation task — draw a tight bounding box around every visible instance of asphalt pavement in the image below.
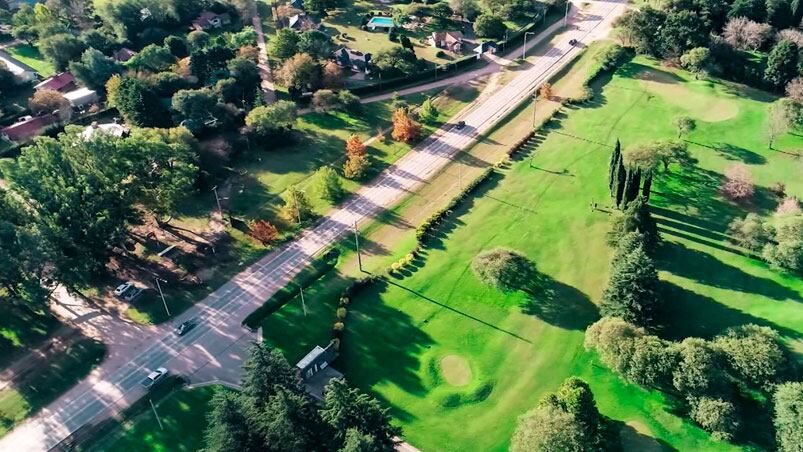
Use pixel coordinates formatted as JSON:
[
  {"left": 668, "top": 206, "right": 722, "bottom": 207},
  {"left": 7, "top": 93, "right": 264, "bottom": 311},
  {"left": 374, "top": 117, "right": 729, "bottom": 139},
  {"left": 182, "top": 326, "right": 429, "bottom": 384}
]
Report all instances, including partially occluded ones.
[{"left": 0, "top": 1, "right": 626, "bottom": 449}]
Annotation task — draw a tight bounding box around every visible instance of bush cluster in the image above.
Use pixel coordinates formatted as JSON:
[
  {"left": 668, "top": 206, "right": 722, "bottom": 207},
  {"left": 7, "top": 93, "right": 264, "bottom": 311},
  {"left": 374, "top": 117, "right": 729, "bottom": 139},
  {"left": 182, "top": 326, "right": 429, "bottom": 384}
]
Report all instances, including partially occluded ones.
[{"left": 330, "top": 275, "right": 380, "bottom": 343}]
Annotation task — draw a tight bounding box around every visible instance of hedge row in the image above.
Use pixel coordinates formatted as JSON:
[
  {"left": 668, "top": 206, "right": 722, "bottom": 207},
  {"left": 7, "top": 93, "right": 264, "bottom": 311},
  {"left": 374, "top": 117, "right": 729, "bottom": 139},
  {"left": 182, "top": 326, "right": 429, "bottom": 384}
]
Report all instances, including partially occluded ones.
[
  {"left": 565, "top": 46, "right": 634, "bottom": 105},
  {"left": 330, "top": 274, "right": 380, "bottom": 348},
  {"left": 415, "top": 166, "right": 495, "bottom": 244},
  {"left": 350, "top": 54, "right": 480, "bottom": 96}
]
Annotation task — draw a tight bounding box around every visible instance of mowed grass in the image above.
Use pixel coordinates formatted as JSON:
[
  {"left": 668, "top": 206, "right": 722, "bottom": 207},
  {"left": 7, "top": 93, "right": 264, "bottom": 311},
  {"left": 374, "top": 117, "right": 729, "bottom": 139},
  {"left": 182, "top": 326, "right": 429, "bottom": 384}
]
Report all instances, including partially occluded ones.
[
  {"left": 0, "top": 301, "right": 61, "bottom": 370},
  {"left": 5, "top": 44, "right": 55, "bottom": 77},
  {"left": 0, "top": 338, "right": 105, "bottom": 437},
  {"left": 334, "top": 56, "right": 802, "bottom": 451},
  {"left": 90, "top": 385, "right": 225, "bottom": 452}
]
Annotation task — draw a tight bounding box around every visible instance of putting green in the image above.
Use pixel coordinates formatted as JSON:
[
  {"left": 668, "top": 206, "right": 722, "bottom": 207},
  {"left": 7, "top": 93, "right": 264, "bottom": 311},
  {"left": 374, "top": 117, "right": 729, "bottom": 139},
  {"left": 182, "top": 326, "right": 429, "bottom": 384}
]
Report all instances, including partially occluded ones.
[{"left": 440, "top": 355, "right": 472, "bottom": 386}]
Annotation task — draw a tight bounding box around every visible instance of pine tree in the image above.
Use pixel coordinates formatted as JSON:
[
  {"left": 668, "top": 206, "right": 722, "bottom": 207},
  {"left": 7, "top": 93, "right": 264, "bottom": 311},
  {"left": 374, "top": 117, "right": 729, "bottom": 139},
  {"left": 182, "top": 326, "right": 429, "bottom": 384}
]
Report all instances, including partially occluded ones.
[
  {"left": 205, "top": 392, "right": 253, "bottom": 452},
  {"left": 601, "top": 242, "right": 660, "bottom": 327},
  {"left": 241, "top": 343, "right": 305, "bottom": 408},
  {"left": 608, "top": 196, "right": 659, "bottom": 252},
  {"left": 320, "top": 378, "right": 401, "bottom": 451}
]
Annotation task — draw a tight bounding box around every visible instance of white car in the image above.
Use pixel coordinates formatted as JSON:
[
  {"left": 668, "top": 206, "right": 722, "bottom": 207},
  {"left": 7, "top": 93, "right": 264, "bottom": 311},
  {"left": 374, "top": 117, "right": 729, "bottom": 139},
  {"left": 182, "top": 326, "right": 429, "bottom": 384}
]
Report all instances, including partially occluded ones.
[
  {"left": 114, "top": 282, "right": 133, "bottom": 297},
  {"left": 140, "top": 367, "right": 168, "bottom": 388}
]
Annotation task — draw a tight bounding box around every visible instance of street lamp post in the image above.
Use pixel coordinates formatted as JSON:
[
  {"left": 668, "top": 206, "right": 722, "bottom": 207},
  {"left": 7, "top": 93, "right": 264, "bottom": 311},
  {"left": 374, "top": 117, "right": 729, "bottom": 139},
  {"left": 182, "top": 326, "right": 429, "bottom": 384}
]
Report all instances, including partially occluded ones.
[
  {"left": 155, "top": 277, "right": 170, "bottom": 317},
  {"left": 522, "top": 32, "right": 536, "bottom": 61},
  {"left": 564, "top": 1, "right": 571, "bottom": 28},
  {"left": 531, "top": 93, "right": 538, "bottom": 128},
  {"left": 353, "top": 221, "right": 363, "bottom": 272},
  {"left": 211, "top": 185, "right": 222, "bottom": 216}
]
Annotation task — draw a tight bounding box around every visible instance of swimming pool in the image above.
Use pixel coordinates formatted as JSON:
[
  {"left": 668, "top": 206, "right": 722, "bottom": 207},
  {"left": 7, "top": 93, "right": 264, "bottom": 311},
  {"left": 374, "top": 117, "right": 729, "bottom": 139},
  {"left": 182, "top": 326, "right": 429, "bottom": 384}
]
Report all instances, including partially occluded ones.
[{"left": 367, "top": 16, "right": 394, "bottom": 29}]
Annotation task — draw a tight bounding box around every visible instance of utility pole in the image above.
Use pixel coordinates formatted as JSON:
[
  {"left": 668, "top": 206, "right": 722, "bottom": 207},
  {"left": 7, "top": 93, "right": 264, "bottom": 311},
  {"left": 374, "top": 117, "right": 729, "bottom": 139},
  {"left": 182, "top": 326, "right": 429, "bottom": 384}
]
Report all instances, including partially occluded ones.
[
  {"left": 522, "top": 32, "right": 536, "bottom": 61},
  {"left": 292, "top": 189, "right": 302, "bottom": 224},
  {"left": 149, "top": 398, "right": 164, "bottom": 430},
  {"left": 353, "top": 221, "right": 363, "bottom": 272},
  {"left": 564, "top": 1, "right": 571, "bottom": 28},
  {"left": 299, "top": 286, "right": 307, "bottom": 316},
  {"left": 211, "top": 185, "right": 222, "bottom": 215},
  {"left": 155, "top": 277, "right": 170, "bottom": 317}
]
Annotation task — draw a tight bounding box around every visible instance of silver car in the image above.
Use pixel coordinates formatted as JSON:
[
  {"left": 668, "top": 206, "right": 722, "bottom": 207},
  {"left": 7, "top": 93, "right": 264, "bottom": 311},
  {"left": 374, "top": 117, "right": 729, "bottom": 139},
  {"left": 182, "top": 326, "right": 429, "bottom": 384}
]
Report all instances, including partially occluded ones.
[
  {"left": 114, "top": 282, "right": 133, "bottom": 297},
  {"left": 141, "top": 367, "right": 168, "bottom": 388}
]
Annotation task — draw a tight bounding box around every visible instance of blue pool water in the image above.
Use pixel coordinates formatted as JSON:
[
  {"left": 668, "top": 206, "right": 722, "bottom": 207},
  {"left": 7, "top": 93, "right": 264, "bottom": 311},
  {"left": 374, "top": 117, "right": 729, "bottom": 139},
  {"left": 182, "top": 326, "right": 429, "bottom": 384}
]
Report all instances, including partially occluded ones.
[{"left": 367, "top": 16, "right": 394, "bottom": 28}]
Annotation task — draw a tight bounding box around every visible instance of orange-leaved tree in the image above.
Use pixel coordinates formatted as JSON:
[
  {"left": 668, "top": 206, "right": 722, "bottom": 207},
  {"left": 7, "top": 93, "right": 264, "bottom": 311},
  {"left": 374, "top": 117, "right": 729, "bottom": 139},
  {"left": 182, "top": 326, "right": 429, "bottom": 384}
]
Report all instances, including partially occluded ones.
[
  {"left": 248, "top": 219, "right": 279, "bottom": 245},
  {"left": 345, "top": 134, "right": 366, "bottom": 157},
  {"left": 391, "top": 108, "right": 421, "bottom": 143}
]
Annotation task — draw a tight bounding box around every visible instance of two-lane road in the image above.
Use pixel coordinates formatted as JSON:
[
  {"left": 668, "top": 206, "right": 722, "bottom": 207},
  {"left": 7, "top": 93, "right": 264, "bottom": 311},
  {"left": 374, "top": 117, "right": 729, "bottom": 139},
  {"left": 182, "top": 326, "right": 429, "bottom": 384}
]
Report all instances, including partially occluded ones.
[{"left": 0, "top": 1, "right": 626, "bottom": 449}]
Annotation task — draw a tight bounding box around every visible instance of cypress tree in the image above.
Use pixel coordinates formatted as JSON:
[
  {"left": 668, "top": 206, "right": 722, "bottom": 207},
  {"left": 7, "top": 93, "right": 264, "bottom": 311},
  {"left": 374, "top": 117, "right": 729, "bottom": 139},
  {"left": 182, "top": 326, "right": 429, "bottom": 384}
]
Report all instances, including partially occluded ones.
[
  {"left": 613, "top": 157, "right": 627, "bottom": 207},
  {"left": 608, "top": 140, "right": 621, "bottom": 197},
  {"left": 642, "top": 171, "right": 653, "bottom": 201},
  {"left": 624, "top": 167, "right": 642, "bottom": 208}
]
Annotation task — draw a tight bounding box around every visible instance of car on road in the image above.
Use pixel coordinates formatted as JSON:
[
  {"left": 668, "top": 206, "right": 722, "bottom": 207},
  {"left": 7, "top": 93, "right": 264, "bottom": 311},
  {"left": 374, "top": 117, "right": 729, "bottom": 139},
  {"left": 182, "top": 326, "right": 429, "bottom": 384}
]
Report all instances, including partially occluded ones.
[
  {"left": 569, "top": 38, "right": 578, "bottom": 46},
  {"left": 174, "top": 319, "right": 195, "bottom": 336},
  {"left": 114, "top": 282, "right": 134, "bottom": 297},
  {"left": 456, "top": 120, "right": 466, "bottom": 130},
  {"left": 122, "top": 287, "right": 142, "bottom": 302},
  {"left": 141, "top": 367, "right": 168, "bottom": 388}
]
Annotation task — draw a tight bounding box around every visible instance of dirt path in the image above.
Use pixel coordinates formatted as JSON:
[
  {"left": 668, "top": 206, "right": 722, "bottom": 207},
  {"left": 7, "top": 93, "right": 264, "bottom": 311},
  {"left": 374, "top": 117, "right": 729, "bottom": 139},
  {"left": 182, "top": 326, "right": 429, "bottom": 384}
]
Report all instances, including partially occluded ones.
[{"left": 252, "top": 7, "right": 277, "bottom": 104}]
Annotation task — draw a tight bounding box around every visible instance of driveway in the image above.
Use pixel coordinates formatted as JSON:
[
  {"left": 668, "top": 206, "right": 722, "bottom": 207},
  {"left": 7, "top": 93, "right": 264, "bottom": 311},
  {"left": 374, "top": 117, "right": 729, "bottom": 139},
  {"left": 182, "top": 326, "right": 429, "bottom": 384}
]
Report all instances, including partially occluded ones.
[{"left": 0, "top": 1, "right": 626, "bottom": 450}]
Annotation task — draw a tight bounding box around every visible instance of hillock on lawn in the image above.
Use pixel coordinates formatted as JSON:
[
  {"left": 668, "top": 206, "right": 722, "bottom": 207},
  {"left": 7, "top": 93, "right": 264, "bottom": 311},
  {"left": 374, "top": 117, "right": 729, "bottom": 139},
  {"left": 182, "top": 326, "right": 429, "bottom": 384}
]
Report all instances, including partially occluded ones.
[{"left": 328, "top": 55, "right": 802, "bottom": 451}]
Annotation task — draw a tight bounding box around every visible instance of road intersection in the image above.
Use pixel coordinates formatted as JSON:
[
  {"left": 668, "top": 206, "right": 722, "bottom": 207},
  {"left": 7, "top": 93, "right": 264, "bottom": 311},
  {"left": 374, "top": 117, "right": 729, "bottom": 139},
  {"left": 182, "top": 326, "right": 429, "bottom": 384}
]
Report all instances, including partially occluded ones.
[{"left": 0, "top": 1, "right": 626, "bottom": 449}]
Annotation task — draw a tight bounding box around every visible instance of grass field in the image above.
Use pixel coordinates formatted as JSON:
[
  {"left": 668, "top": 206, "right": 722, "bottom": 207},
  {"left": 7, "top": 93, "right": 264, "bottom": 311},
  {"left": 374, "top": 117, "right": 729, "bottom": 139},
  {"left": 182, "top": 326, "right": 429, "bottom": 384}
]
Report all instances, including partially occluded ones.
[
  {"left": 5, "top": 44, "right": 55, "bottom": 77},
  {"left": 0, "top": 338, "right": 105, "bottom": 437},
  {"left": 278, "top": 55, "right": 802, "bottom": 451},
  {"left": 0, "top": 302, "right": 61, "bottom": 370},
  {"left": 90, "top": 385, "right": 224, "bottom": 452}
]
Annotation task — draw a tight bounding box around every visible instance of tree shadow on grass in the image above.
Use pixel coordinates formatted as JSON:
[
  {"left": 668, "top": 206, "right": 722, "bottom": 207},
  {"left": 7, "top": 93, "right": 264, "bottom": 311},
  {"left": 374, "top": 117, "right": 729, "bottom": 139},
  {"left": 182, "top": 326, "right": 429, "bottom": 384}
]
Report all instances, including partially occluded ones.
[
  {"left": 656, "top": 280, "right": 801, "bottom": 341},
  {"left": 337, "top": 280, "right": 435, "bottom": 423},
  {"left": 614, "top": 419, "right": 678, "bottom": 452},
  {"left": 519, "top": 276, "right": 599, "bottom": 331},
  {"left": 656, "top": 241, "right": 801, "bottom": 302},
  {"left": 710, "top": 142, "right": 767, "bottom": 165}
]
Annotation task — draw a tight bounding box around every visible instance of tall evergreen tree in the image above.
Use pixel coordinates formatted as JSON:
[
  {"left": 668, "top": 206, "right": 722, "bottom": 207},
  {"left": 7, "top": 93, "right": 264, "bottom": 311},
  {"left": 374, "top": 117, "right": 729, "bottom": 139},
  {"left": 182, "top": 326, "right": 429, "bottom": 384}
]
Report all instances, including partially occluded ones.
[
  {"left": 609, "top": 196, "right": 659, "bottom": 251},
  {"left": 613, "top": 154, "right": 627, "bottom": 207},
  {"left": 601, "top": 243, "right": 661, "bottom": 327},
  {"left": 205, "top": 392, "right": 253, "bottom": 452},
  {"left": 608, "top": 139, "right": 621, "bottom": 197},
  {"left": 241, "top": 343, "right": 305, "bottom": 408},
  {"left": 320, "top": 379, "right": 400, "bottom": 451},
  {"left": 624, "top": 167, "right": 642, "bottom": 207},
  {"left": 641, "top": 171, "right": 653, "bottom": 201}
]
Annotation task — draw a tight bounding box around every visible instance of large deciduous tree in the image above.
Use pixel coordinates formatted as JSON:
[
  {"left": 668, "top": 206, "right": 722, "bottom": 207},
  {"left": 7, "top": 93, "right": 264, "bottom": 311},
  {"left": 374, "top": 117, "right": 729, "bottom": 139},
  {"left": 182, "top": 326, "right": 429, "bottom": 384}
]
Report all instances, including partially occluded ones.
[
  {"left": 245, "top": 101, "right": 298, "bottom": 140},
  {"left": 107, "top": 75, "right": 170, "bottom": 127},
  {"left": 774, "top": 382, "right": 803, "bottom": 452},
  {"left": 765, "top": 39, "right": 799, "bottom": 90}
]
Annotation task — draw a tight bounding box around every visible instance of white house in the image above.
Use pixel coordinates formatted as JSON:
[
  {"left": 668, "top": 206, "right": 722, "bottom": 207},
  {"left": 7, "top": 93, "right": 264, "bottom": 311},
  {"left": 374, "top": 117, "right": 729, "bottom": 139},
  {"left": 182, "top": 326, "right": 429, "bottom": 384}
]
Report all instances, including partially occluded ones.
[
  {"left": 82, "top": 122, "right": 129, "bottom": 141},
  {"left": 0, "top": 52, "right": 37, "bottom": 82},
  {"left": 63, "top": 87, "right": 99, "bottom": 108}
]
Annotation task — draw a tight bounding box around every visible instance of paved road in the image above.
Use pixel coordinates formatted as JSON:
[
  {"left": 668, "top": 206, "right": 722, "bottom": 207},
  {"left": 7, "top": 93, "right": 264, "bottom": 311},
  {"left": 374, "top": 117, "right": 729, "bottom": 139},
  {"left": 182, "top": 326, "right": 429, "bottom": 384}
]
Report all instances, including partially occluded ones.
[{"left": 0, "top": 1, "right": 625, "bottom": 450}]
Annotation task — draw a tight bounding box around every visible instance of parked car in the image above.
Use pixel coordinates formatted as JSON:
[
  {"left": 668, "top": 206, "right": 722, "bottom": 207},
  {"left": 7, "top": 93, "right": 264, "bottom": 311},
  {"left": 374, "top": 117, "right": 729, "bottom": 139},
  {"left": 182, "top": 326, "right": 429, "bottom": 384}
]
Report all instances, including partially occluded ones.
[
  {"left": 114, "top": 282, "right": 134, "bottom": 297},
  {"left": 122, "top": 287, "right": 143, "bottom": 301},
  {"left": 174, "top": 320, "right": 195, "bottom": 336},
  {"left": 141, "top": 367, "right": 168, "bottom": 388}
]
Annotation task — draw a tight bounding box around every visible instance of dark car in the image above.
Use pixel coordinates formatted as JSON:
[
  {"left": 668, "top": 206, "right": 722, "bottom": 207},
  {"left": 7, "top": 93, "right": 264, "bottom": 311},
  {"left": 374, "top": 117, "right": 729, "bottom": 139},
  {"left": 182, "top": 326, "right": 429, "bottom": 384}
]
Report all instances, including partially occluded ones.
[
  {"left": 174, "top": 320, "right": 195, "bottom": 336},
  {"left": 456, "top": 120, "right": 466, "bottom": 130},
  {"left": 569, "top": 39, "right": 578, "bottom": 46}
]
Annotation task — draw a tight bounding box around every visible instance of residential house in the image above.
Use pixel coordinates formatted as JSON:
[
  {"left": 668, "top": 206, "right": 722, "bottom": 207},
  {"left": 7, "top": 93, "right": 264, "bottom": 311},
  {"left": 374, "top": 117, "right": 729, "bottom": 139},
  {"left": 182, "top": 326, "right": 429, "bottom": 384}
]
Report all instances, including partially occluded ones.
[
  {"left": 113, "top": 48, "right": 137, "bottom": 63},
  {"left": 335, "top": 47, "right": 371, "bottom": 74},
  {"left": 191, "top": 11, "right": 232, "bottom": 31},
  {"left": 295, "top": 342, "right": 342, "bottom": 401},
  {"left": 34, "top": 72, "right": 77, "bottom": 92},
  {"left": 81, "top": 122, "right": 129, "bottom": 141},
  {"left": 1, "top": 114, "right": 57, "bottom": 143},
  {"left": 0, "top": 51, "right": 37, "bottom": 82},
  {"left": 473, "top": 41, "right": 498, "bottom": 59},
  {"left": 288, "top": 13, "right": 318, "bottom": 31},
  {"left": 63, "top": 87, "right": 99, "bottom": 108},
  {"left": 430, "top": 31, "right": 464, "bottom": 53}
]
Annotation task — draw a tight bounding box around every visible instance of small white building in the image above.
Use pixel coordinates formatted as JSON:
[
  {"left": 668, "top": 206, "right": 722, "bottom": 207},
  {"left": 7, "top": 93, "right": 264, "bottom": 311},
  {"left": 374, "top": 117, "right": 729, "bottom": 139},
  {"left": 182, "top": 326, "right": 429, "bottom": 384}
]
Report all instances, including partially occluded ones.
[
  {"left": 82, "top": 122, "right": 129, "bottom": 141},
  {"left": 63, "top": 87, "right": 99, "bottom": 108},
  {"left": 0, "top": 52, "right": 37, "bottom": 82}
]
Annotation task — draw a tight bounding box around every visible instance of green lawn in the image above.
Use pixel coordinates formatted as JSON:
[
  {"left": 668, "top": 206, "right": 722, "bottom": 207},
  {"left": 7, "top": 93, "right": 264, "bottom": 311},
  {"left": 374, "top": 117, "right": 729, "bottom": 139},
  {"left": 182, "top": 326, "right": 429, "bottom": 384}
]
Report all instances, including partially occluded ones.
[
  {"left": 5, "top": 44, "right": 55, "bottom": 77},
  {"left": 263, "top": 55, "right": 802, "bottom": 451},
  {"left": 0, "top": 337, "right": 105, "bottom": 437},
  {"left": 0, "top": 301, "right": 61, "bottom": 370},
  {"left": 89, "top": 385, "right": 225, "bottom": 452}
]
